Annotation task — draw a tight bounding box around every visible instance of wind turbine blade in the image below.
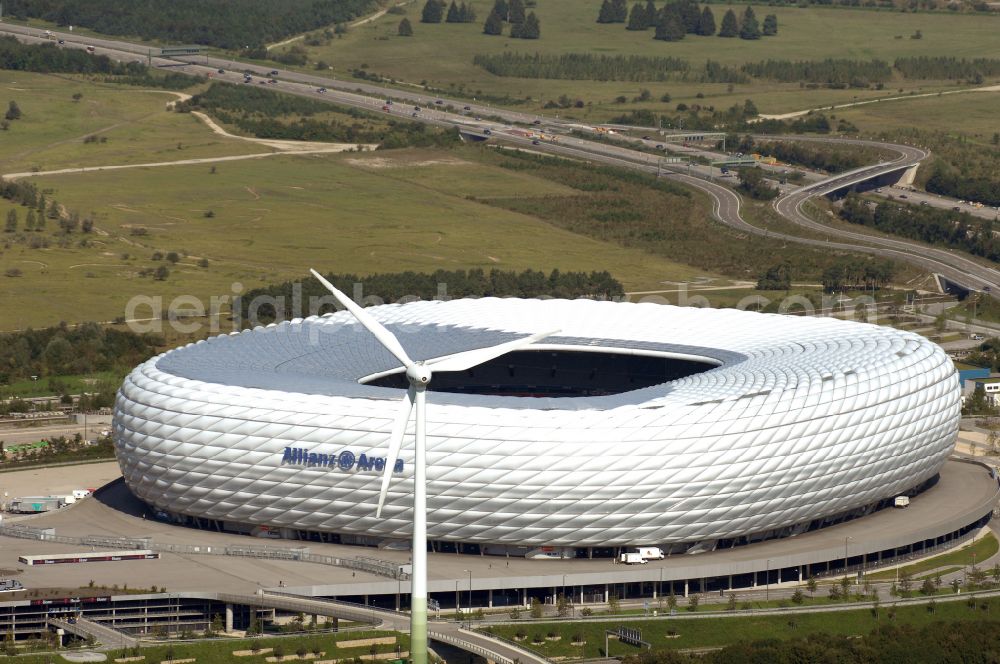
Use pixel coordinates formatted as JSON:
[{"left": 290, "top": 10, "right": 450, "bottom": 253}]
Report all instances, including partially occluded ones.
[
  {"left": 376, "top": 385, "right": 415, "bottom": 518},
  {"left": 310, "top": 268, "right": 415, "bottom": 368},
  {"left": 425, "top": 329, "right": 559, "bottom": 373}
]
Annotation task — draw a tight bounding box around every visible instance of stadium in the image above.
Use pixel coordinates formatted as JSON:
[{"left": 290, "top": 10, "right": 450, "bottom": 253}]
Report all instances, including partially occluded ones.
[{"left": 112, "top": 298, "right": 960, "bottom": 554}]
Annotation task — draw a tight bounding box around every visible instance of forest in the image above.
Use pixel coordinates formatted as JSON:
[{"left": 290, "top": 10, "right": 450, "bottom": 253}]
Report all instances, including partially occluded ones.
[
  {"left": 176, "top": 84, "right": 458, "bottom": 148},
  {"left": 1, "top": 0, "right": 374, "bottom": 49},
  {"left": 734, "top": 136, "right": 887, "bottom": 173},
  {"left": 0, "top": 323, "right": 162, "bottom": 384},
  {"left": 240, "top": 269, "right": 626, "bottom": 322},
  {"left": 926, "top": 163, "right": 1000, "bottom": 208},
  {"left": 838, "top": 193, "right": 999, "bottom": 261}
]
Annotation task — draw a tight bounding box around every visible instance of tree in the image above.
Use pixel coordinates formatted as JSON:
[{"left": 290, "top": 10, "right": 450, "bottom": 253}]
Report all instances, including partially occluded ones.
[
  {"left": 611, "top": 0, "right": 629, "bottom": 21},
  {"left": 398, "top": 18, "right": 414, "bottom": 35},
  {"left": 5, "top": 100, "right": 21, "bottom": 121},
  {"left": 726, "top": 593, "right": 737, "bottom": 611},
  {"left": 556, "top": 594, "right": 570, "bottom": 617},
  {"left": 718, "top": 9, "right": 738, "bottom": 37},
  {"left": 597, "top": 0, "right": 616, "bottom": 23},
  {"left": 520, "top": 11, "right": 540, "bottom": 38},
  {"left": 739, "top": 6, "right": 760, "bottom": 40},
  {"left": 791, "top": 588, "right": 804, "bottom": 604},
  {"left": 757, "top": 262, "right": 791, "bottom": 290},
  {"left": 26, "top": 210, "right": 37, "bottom": 232},
  {"left": 153, "top": 265, "right": 170, "bottom": 281},
  {"left": 608, "top": 594, "right": 621, "bottom": 614},
  {"left": 627, "top": 3, "right": 647, "bottom": 30},
  {"left": 72, "top": 92, "right": 83, "bottom": 102},
  {"left": 839, "top": 576, "right": 851, "bottom": 601},
  {"left": 4, "top": 209, "right": 16, "bottom": 233},
  {"left": 686, "top": 595, "right": 699, "bottom": 611},
  {"left": 920, "top": 578, "right": 936, "bottom": 596},
  {"left": 698, "top": 6, "right": 716, "bottom": 36},
  {"left": 762, "top": 13, "right": 778, "bottom": 36},
  {"left": 446, "top": 0, "right": 461, "bottom": 22},
  {"left": 508, "top": 0, "right": 525, "bottom": 23},
  {"left": 654, "top": 8, "right": 685, "bottom": 41},
  {"left": 165, "top": 251, "right": 180, "bottom": 263},
  {"left": 421, "top": 0, "right": 444, "bottom": 23},
  {"left": 643, "top": 0, "right": 657, "bottom": 28},
  {"left": 806, "top": 577, "right": 817, "bottom": 596},
  {"left": 530, "top": 597, "right": 543, "bottom": 618},
  {"left": 483, "top": 10, "right": 504, "bottom": 34},
  {"left": 667, "top": 590, "right": 677, "bottom": 611}
]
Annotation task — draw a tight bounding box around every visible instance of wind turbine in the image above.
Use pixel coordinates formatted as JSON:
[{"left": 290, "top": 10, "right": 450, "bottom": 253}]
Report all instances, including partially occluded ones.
[{"left": 310, "top": 269, "right": 556, "bottom": 664}]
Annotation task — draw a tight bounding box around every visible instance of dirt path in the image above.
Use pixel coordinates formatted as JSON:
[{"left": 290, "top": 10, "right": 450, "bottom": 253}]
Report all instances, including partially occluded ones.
[
  {"left": 266, "top": 1, "right": 410, "bottom": 50},
  {"left": 758, "top": 83, "right": 1000, "bottom": 120},
  {"left": 190, "top": 111, "right": 376, "bottom": 152},
  {"left": 2, "top": 103, "right": 377, "bottom": 181}
]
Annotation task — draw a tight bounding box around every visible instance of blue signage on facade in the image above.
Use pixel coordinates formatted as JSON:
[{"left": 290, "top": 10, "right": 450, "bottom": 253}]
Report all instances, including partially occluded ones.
[{"left": 281, "top": 447, "right": 404, "bottom": 473}]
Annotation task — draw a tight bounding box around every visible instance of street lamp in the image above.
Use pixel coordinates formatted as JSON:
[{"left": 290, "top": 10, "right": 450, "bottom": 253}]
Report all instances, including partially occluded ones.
[
  {"left": 463, "top": 569, "right": 472, "bottom": 617},
  {"left": 845, "top": 536, "right": 854, "bottom": 580},
  {"left": 765, "top": 559, "right": 771, "bottom": 602}
]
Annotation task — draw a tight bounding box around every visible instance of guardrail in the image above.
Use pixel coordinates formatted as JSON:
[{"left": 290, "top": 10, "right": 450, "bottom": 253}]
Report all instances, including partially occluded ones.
[
  {"left": 430, "top": 630, "right": 515, "bottom": 664},
  {"left": 0, "top": 524, "right": 406, "bottom": 580}
]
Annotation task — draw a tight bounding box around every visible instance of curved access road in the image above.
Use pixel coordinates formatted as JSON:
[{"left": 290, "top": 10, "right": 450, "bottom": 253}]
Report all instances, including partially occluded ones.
[{"left": 770, "top": 136, "right": 1000, "bottom": 295}]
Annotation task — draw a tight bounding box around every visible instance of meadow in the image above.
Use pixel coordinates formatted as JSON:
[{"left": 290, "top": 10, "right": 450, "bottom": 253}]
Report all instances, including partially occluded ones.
[
  {"left": 0, "top": 147, "right": 716, "bottom": 329},
  {"left": 0, "top": 72, "right": 267, "bottom": 174},
  {"left": 293, "top": 0, "right": 1000, "bottom": 118}
]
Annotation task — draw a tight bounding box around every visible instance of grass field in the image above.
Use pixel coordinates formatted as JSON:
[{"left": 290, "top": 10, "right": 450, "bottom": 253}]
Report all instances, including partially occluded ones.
[
  {"left": 863, "top": 533, "right": 999, "bottom": 582},
  {"left": 0, "top": 147, "right": 716, "bottom": 329},
  {"left": 834, "top": 89, "right": 1000, "bottom": 143},
  {"left": 484, "top": 594, "right": 1000, "bottom": 655},
  {"left": 0, "top": 72, "right": 267, "bottom": 174},
  {"left": 292, "top": 1, "right": 1000, "bottom": 117}
]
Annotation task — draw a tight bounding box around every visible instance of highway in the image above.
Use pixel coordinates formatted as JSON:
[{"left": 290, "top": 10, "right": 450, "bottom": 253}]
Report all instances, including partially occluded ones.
[{"left": 2, "top": 23, "right": 999, "bottom": 296}]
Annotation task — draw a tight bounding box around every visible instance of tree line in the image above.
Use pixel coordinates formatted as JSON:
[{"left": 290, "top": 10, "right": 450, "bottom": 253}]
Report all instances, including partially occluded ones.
[
  {"left": 0, "top": 322, "right": 161, "bottom": 385},
  {"left": 741, "top": 58, "right": 893, "bottom": 87},
  {"left": 473, "top": 53, "right": 689, "bottom": 81},
  {"left": 472, "top": 52, "right": 746, "bottom": 83},
  {"left": 756, "top": 257, "right": 893, "bottom": 292},
  {"left": 420, "top": 0, "right": 477, "bottom": 23},
  {"left": 175, "top": 83, "right": 458, "bottom": 148},
  {"left": 240, "top": 269, "right": 625, "bottom": 322},
  {"left": 839, "top": 193, "right": 1000, "bottom": 262},
  {"left": 2, "top": 0, "right": 375, "bottom": 50},
  {"left": 599, "top": 0, "right": 777, "bottom": 41},
  {"left": 895, "top": 56, "right": 1000, "bottom": 81},
  {"left": 0, "top": 37, "right": 200, "bottom": 90},
  {"left": 925, "top": 163, "right": 1000, "bottom": 208}
]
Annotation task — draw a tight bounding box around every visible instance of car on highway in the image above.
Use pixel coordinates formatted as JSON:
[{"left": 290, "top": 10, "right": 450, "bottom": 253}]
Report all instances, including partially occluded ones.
[
  {"left": 413, "top": 106, "right": 421, "bottom": 111},
  {"left": 463, "top": 105, "right": 471, "bottom": 111},
  {"left": 411, "top": 112, "right": 418, "bottom": 117},
  {"left": 533, "top": 120, "right": 541, "bottom": 125},
  {"left": 656, "top": 144, "right": 664, "bottom": 149},
  {"left": 920, "top": 201, "right": 928, "bottom": 206},
  {"left": 385, "top": 99, "right": 393, "bottom": 105},
  {"left": 269, "top": 69, "right": 279, "bottom": 75},
  {"left": 532, "top": 139, "right": 540, "bottom": 145},
  {"left": 899, "top": 194, "right": 907, "bottom": 199},
  {"left": 57, "top": 39, "right": 65, "bottom": 44},
  {"left": 953, "top": 206, "right": 961, "bottom": 211},
  {"left": 217, "top": 68, "right": 225, "bottom": 74},
  {"left": 435, "top": 99, "right": 443, "bottom": 105},
  {"left": 382, "top": 105, "right": 390, "bottom": 111},
  {"left": 483, "top": 129, "right": 492, "bottom": 135},
  {"left": 642, "top": 135, "right": 650, "bottom": 140},
  {"left": 318, "top": 87, "right": 326, "bottom": 93}
]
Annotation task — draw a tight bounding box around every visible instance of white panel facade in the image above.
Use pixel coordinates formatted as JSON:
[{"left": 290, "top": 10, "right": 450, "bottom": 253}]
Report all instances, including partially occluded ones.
[{"left": 113, "top": 299, "right": 959, "bottom": 547}]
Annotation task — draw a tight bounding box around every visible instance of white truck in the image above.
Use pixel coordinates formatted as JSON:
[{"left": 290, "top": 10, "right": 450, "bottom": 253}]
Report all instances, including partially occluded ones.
[
  {"left": 636, "top": 546, "right": 665, "bottom": 560},
  {"left": 894, "top": 496, "right": 910, "bottom": 508},
  {"left": 619, "top": 552, "right": 647, "bottom": 565}
]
